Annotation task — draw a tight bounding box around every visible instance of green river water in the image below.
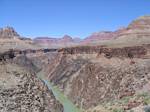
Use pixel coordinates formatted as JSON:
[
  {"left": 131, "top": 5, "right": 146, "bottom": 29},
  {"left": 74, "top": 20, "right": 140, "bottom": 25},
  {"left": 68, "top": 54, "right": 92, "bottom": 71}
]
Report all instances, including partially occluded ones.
[{"left": 37, "top": 73, "right": 82, "bottom": 112}]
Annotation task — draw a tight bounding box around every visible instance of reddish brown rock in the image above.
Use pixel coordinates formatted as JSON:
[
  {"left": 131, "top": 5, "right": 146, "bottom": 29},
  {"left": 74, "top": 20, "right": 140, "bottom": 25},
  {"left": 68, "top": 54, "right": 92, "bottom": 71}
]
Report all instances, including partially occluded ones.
[
  {"left": 124, "top": 100, "right": 142, "bottom": 110},
  {"left": 58, "top": 45, "right": 148, "bottom": 59},
  {"left": 34, "top": 35, "right": 77, "bottom": 47},
  {"left": 83, "top": 31, "right": 115, "bottom": 43},
  {"left": 117, "top": 16, "right": 150, "bottom": 39},
  {"left": 43, "top": 43, "right": 150, "bottom": 109}
]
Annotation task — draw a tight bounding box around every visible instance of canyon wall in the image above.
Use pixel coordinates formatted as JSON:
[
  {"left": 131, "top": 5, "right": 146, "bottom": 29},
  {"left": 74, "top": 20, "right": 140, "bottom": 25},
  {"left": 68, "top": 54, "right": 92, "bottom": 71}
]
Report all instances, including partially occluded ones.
[{"left": 43, "top": 44, "right": 150, "bottom": 110}]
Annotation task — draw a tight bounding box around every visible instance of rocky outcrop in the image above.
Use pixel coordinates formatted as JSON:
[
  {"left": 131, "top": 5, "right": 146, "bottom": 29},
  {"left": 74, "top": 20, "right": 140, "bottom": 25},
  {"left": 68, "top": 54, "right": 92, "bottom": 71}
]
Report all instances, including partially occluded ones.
[
  {"left": 112, "top": 16, "right": 150, "bottom": 46},
  {"left": 0, "top": 48, "right": 58, "bottom": 62},
  {"left": 58, "top": 45, "right": 149, "bottom": 59},
  {"left": 69, "top": 60, "right": 150, "bottom": 108},
  {"left": 0, "top": 50, "right": 15, "bottom": 61},
  {"left": 0, "top": 62, "right": 63, "bottom": 112},
  {"left": 15, "top": 48, "right": 57, "bottom": 55},
  {"left": 42, "top": 44, "right": 150, "bottom": 110},
  {"left": 128, "top": 16, "right": 150, "bottom": 31},
  {"left": 118, "top": 16, "right": 150, "bottom": 37},
  {"left": 0, "top": 26, "right": 41, "bottom": 51},
  {"left": 0, "top": 26, "right": 20, "bottom": 39}
]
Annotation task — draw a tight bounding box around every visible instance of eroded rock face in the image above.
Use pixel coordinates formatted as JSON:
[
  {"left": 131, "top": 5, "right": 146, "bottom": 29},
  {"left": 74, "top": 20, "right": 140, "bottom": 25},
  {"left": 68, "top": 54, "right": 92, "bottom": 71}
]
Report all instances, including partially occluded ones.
[
  {"left": 0, "top": 50, "right": 15, "bottom": 61},
  {"left": 0, "top": 27, "right": 20, "bottom": 39},
  {"left": 81, "top": 27, "right": 127, "bottom": 44},
  {"left": 82, "top": 31, "right": 117, "bottom": 44},
  {"left": 128, "top": 16, "right": 150, "bottom": 30},
  {"left": 0, "top": 48, "right": 58, "bottom": 62},
  {"left": 69, "top": 60, "right": 150, "bottom": 108},
  {"left": 44, "top": 44, "right": 150, "bottom": 110},
  {"left": 58, "top": 45, "right": 148, "bottom": 59},
  {"left": 81, "top": 16, "right": 150, "bottom": 46},
  {"left": 0, "top": 27, "right": 41, "bottom": 51},
  {"left": 0, "top": 15, "right": 150, "bottom": 112},
  {"left": 0, "top": 63, "right": 63, "bottom": 112},
  {"left": 117, "top": 16, "right": 150, "bottom": 40}
]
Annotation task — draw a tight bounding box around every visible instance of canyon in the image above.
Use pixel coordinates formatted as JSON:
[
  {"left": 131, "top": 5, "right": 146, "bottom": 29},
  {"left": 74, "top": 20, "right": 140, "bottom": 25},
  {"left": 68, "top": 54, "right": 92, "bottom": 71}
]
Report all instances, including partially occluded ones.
[{"left": 0, "top": 16, "right": 150, "bottom": 112}]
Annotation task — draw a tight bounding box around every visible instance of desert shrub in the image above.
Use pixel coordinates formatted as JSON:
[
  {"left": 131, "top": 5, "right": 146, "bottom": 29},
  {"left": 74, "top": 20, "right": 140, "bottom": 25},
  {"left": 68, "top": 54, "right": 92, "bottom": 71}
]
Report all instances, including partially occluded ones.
[
  {"left": 112, "top": 108, "right": 124, "bottom": 112},
  {"left": 137, "top": 93, "right": 150, "bottom": 105}
]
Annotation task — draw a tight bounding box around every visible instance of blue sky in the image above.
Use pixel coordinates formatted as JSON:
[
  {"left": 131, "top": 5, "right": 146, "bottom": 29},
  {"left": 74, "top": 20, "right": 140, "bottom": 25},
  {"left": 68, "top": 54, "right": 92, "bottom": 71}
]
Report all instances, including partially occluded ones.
[{"left": 0, "top": 0, "right": 150, "bottom": 38}]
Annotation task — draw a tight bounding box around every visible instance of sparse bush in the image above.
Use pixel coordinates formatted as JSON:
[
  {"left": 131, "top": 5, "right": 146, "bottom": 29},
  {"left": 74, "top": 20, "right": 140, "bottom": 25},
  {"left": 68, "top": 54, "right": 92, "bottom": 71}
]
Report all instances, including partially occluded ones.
[
  {"left": 121, "top": 96, "right": 131, "bottom": 104},
  {"left": 138, "top": 93, "right": 150, "bottom": 105},
  {"left": 112, "top": 108, "right": 124, "bottom": 112}
]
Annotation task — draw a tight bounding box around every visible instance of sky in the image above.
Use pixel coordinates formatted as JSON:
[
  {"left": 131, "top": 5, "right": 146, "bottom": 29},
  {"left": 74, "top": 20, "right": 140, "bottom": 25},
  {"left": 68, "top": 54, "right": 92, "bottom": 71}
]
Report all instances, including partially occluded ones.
[{"left": 0, "top": 0, "right": 150, "bottom": 39}]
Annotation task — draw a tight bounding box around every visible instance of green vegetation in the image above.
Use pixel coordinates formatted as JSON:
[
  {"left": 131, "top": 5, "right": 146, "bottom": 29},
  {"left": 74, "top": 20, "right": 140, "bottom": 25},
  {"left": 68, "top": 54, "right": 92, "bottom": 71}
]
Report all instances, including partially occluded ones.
[
  {"left": 112, "top": 108, "right": 125, "bottom": 112},
  {"left": 88, "top": 92, "right": 150, "bottom": 112},
  {"left": 137, "top": 93, "right": 150, "bottom": 105}
]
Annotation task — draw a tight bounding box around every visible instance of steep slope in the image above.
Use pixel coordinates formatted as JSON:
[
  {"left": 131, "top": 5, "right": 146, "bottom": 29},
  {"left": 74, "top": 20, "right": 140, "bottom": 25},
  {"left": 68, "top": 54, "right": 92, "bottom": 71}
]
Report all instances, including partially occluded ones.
[
  {"left": 83, "top": 31, "right": 115, "bottom": 43},
  {"left": 114, "top": 16, "right": 150, "bottom": 45},
  {"left": 82, "top": 27, "right": 126, "bottom": 44},
  {"left": 0, "top": 55, "right": 63, "bottom": 112},
  {"left": 95, "top": 16, "right": 150, "bottom": 47},
  {"left": 0, "top": 26, "right": 20, "bottom": 39},
  {"left": 125, "top": 16, "right": 150, "bottom": 35},
  {"left": 82, "top": 16, "right": 150, "bottom": 47},
  {"left": 41, "top": 44, "right": 150, "bottom": 111},
  {"left": 1, "top": 15, "right": 150, "bottom": 112},
  {"left": 0, "top": 27, "right": 40, "bottom": 52}
]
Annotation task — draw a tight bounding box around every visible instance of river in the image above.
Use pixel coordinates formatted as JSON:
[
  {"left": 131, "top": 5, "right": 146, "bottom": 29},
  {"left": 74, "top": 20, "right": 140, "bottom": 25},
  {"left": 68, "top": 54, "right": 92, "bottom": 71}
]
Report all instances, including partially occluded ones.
[{"left": 37, "top": 72, "right": 82, "bottom": 112}]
